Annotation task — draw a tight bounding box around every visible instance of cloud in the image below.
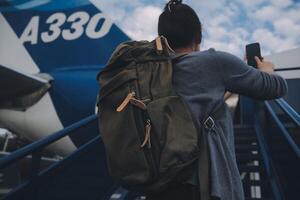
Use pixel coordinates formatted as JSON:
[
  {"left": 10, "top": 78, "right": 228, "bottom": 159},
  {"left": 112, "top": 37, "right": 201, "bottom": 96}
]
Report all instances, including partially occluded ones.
[
  {"left": 252, "top": 28, "right": 296, "bottom": 54},
  {"left": 99, "top": 0, "right": 300, "bottom": 56},
  {"left": 248, "top": 2, "right": 300, "bottom": 54},
  {"left": 98, "top": 1, "right": 161, "bottom": 41},
  {"left": 96, "top": 1, "right": 143, "bottom": 23},
  {"left": 270, "top": 0, "right": 293, "bottom": 8},
  {"left": 251, "top": 5, "right": 281, "bottom": 22},
  {"left": 203, "top": 26, "right": 250, "bottom": 56},
  {"left": 274, "top": 18, "right": 300, "bottom": 39},
  {"left": 122, "top": 5, "right": 162, "bottom": 41},
  {"left": 238, "top": 0, "right": 264, "bottom": 10}
]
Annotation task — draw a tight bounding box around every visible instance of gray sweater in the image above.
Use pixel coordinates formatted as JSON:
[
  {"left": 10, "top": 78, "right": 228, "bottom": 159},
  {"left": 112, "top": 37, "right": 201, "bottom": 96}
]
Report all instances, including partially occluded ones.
[{"left": 172, "top": 49, "right": 288, "bottom": 200}]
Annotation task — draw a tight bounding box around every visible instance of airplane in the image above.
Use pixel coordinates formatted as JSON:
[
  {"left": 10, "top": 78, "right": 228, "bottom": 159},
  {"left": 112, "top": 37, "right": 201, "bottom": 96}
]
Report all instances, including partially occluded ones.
[
  {"left": 0, "top": 0, "right": 129, "bottom": 156},
  {"left": 0, "top": 0, "right": 299, "bottom": 157}
]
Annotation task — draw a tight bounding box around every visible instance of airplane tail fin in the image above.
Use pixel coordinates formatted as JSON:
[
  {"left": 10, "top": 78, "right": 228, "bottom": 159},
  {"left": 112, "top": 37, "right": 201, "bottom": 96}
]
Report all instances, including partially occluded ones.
[{"left": 0, "top": 0, "right": 130, "bottom": 73}]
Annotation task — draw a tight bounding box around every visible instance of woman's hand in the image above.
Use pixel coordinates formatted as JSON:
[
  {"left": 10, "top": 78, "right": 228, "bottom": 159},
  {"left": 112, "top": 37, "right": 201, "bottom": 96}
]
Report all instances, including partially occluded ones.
[
  {"left": 224, "top": 91, "right": 232, "bottom": 100},
  {"left": 255, "top": 56, "right": 274, "bottom": 74}
]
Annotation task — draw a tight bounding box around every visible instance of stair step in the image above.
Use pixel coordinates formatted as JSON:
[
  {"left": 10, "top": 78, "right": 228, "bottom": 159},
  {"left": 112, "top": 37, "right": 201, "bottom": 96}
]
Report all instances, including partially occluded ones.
[
  {"left": 233, "top": 126, "right": 275, "bottom": 200},
  {"left": 235, "top": 144, "right": 259, "bottom": 151},
  {"left": 239, "top": 165, "right": 263, "bottom": 173},
  {"left": 234, "top": 129, "right": 255, "bottom": 133},
  {"left": 236, "top": 154, "right": 261, "bottom": 163},
  {"left": 235, "top": 134, "right": 257, "bottom": 139},
  {"left": 234, "top": 124, "right": 254, "bottom": 129},
  {"left": 243, "top": 179, "right": 267, "bottom": 187},
  {"left": 234, "top": 130, "right": 255, "bottom": 135},
  {"left": 235, "top": 137, "right": 257, "bottom": 144},
  {"left": 236, "top": 152, "right": 260, "bottom": 158},
  {"left": 234, "top": 126, "right": 254, "bottom": 133}
]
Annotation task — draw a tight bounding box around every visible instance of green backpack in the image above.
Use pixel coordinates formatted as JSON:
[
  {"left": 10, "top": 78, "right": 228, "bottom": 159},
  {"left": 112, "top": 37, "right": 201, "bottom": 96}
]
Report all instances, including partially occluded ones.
[{"left": 96, "top": 37, "right": 212, "bottom": 199}]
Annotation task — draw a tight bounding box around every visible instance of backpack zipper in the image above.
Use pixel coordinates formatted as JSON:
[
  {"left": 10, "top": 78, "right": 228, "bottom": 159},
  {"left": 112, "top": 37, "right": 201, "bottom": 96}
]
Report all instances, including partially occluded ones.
[
  {"left": 116, "top": 92, "right": 135, "bottom": 112},
  {"left": 117, "top": 83, "right": 158, "bottom": 181},
  {"left": 116, "top": 92, "right": 148, "bottom": 112},
  {"left": 131, "top": 79, "right": 158, "bottom": 181},
  {"left": 141, "top": 119, "right": 151, "bottom": 148}
]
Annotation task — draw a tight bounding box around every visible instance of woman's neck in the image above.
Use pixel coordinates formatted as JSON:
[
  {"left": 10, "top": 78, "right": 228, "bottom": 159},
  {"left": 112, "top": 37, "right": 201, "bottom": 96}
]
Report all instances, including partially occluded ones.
[{"left": 174, "top": 44, "right": 200, "bottom": 54}]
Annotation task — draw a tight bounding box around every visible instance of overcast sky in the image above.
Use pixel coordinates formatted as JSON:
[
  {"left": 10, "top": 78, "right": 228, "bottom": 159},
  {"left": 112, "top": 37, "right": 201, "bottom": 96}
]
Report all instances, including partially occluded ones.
[{"left": 99, "top": 0, "right": 300, "bottom": 57}]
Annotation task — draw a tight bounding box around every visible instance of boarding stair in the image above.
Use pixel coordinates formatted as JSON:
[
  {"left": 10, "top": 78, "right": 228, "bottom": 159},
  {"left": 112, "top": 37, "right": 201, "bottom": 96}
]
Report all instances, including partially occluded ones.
[
  {"left": 0, "top": 97, "right": 299, "bottom": 200},
  {"left": 235, "top": 125, "right": 274, "bottom": 200}
]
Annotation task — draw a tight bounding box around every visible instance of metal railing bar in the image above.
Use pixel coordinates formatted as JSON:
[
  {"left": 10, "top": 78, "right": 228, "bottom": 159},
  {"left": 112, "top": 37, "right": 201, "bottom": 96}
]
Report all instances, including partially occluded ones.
[
  {"left": 38, "top": 136, "right": 101, "bottom": 177},
  {"left": 254, "top": 116, "right": 284, "bottom": 200},
  {"left": 0, "top": 115, "right": 97, "bottom": 169},
  {"left": 265, "top": 101, "right": 300, "bottom": 158},
  {"left": 274, "top": 67, "right": 300, "bottom": 71},
  {"left": 274, "top": 98, "right": 300, "bottom": 126},
  {"left": 0, "top": 135, "right": 103, "bottom": 200},
  {"left": 0, "top": 152, "right": 61, "bottom": 162}
]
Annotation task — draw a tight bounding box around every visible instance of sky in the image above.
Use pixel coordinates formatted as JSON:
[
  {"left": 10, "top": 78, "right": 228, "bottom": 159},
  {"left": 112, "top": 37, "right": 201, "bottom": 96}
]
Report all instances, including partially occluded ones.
[{"left": 98, "top": 0, "right": 300, "bottom": 57}]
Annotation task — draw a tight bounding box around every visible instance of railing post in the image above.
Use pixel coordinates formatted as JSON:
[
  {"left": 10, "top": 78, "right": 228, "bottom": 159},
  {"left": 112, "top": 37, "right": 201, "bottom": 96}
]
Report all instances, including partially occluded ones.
[
  {"left": 239, "top": 96, "right": 255, "bottom": 125},
  {"left": 29, "top": 151, "right": 42, "bottom": 200}
]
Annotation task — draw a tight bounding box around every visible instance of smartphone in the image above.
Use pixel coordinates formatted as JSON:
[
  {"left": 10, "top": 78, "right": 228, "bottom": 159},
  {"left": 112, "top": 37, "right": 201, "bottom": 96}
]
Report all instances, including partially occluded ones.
[{"left": 246, "top": 43, "right": 263, "bottom": 68}]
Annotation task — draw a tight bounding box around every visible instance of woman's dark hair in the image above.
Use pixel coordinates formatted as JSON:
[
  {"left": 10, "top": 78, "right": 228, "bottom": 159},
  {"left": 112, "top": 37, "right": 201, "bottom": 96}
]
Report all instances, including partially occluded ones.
[{"left": 158, "top": 0, "right": 202, "bottom": 49}]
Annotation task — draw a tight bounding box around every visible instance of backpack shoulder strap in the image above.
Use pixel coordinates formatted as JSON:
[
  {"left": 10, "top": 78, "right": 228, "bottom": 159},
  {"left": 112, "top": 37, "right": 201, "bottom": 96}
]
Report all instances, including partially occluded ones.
[
  {"left": 198, "top": 103, "right": 226, "bottom": 200},
  {"left": 172, "top": 52, "right": 188, "bottom": 61},
  {"left": 203, "top": 103, "right": 225, "bottom": 130}
]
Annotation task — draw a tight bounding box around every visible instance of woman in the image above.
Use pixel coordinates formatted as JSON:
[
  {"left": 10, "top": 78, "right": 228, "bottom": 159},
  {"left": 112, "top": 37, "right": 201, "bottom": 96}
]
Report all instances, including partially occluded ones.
[{"left": 147, "top": 0, "right": 287, "bottom": 200}]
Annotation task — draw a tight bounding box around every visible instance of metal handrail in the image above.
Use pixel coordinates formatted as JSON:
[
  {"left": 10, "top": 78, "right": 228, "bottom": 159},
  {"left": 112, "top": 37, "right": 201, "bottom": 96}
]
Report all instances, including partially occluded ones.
[
  {"left": 274, "top": 67, "right": 300, "bottom": 71},
  {"left": 0, "top": 114, "right": 97, "bottom": 169},
  {"left": 274, "top": 98, "right": 300, "bottom": 126},
  {"left": 1, "top": 135, "right": 104, "bottom": 200},
  {"left": 264, "top": 101, "right": 300, "bottom": 158}
]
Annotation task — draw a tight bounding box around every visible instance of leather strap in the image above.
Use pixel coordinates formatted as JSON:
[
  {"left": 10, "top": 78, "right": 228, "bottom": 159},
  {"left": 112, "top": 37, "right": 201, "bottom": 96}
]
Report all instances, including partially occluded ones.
[{"left": 155, "top": 37, "right": 163, "bottom": 54}]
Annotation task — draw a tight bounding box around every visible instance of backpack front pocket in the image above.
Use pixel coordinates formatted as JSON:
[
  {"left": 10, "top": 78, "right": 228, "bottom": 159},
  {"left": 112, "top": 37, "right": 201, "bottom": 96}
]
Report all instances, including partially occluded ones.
[
  {"left": 98, "top": 78, "right": 158, "bottom": 186},
  {"left": 146, "top": 96, "right": 200, "bottom": 173}
]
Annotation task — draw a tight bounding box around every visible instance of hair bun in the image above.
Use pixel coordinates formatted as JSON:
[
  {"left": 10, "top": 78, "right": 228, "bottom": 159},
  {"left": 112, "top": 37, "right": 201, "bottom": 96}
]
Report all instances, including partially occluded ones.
[
  {"left": 169, "top": 0, "right": 182, "bottom": 4},
  {"left": 167, "top": 0, "right": 183, "bottom": 12}
]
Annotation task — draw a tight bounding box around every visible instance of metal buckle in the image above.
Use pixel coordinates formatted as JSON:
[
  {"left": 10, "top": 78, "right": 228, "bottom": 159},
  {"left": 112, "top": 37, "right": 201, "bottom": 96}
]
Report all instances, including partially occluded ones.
[{"left": 204, "top": 116, "right": 215, "bottom": 130}]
